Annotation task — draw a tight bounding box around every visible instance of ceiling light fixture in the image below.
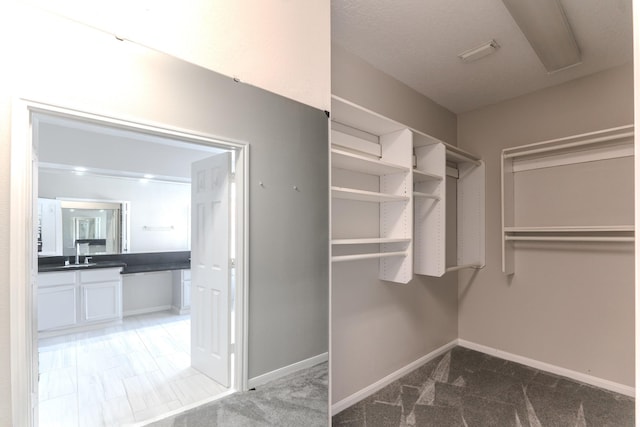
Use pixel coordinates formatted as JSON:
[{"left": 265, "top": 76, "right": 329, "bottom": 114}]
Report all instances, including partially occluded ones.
[
  {"left": 501, "top": 0, "right": 581, "bottom": 73},
  {"left": 458, "top": 39, "right": 500, "bottom": 63}
]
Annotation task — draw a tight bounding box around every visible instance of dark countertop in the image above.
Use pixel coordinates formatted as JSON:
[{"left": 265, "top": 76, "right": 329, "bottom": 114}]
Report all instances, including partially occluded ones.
[
  {"left": 38, "top": 261, "right": 127, "bottom": 273},
  {"left": 121, "top": 261, "right": 190, "bottom": 274},
  {"left": 38, "top": 251, "right": 191, "bottom": 274}
]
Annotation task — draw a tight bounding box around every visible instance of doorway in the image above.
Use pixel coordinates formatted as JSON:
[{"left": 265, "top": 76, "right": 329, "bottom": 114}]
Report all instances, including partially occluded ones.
[{"left": 10, "top": 100, "right": 248, "bottom": 426}]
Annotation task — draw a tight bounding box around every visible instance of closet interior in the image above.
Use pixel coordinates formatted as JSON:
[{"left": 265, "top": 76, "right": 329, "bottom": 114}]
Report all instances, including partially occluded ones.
[{"left": 330, "top": 96, "right": 485, "bottom": 284}]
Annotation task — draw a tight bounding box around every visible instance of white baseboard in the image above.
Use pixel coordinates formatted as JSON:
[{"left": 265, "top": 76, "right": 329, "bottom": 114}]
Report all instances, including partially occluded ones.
[
  {"left": 458, "top": 339, "right": 635, "bottom": 397},
  {"left": 331, "top": 340, "right": 458, "bottom": 416},
  {"left": 247, "top": 352, "right": 328, "bottom": 389},
  {"left": 170, "top": 305, "right": 190, "bottom": 315},
  {"left": 123, "top": 305, "right": 173, "bottom": 317}
]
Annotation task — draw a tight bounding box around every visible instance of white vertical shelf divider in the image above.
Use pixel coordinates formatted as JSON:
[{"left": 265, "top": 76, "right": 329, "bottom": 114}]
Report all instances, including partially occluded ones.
[
  {"left": 413, "top": 142, "right": 446, "bottom": 276},
  {"left": 379, "top": 129, "right": 413, "bottom": 283}
]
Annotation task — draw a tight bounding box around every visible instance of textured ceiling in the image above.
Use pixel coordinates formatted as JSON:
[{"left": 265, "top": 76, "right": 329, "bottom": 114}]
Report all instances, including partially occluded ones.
[{"left": 332, "top": 0, "right": 633, "bottom": 113}]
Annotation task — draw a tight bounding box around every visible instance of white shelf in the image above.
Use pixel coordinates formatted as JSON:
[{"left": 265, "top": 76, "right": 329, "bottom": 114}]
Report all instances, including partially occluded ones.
[
  {"left": 504, "top": 226, "right": 634, "bottom": 233},
  {"left": 413, "top": 169, "right": 443, "bottom": 182},
  {"left": 332, "top": 148, "right": 409, "bottom": 176},
  {"left": 503, "top": 125, "right": 634, "bottom": 160},
  {"left": 332, "top": 251, "right": 408, "bottom": 263},
  {"left": 505, "top": 235, "right": 634, "bottom": 243},
  {"left": 504, "top": 226, "right": 634, "bottom": 243},
  {"left": 332, "top": 238, "right": 411, "bottom": 245},
  {"left": 332, "top": 186, "right": 409, "bottom": 203},
  {"left": 413, "top": 192, "right": 441, "bottom": 201}
]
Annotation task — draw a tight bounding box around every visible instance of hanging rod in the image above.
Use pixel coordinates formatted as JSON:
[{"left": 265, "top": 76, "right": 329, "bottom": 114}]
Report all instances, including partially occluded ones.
[
  {"left": 505, "top": 236, "right": 634, "bottom": 243},
  {"left": 446, "top": 148, "right": 482, "bottom": 166},
  {"left": 445, "top": 264, "right": 483, "bottom": 273},
  {"left": 503, "top": 131, "right": 634, "bottom": 159},
  {"left": 331, "top": 251, "right": 407, "bottom": 263}
]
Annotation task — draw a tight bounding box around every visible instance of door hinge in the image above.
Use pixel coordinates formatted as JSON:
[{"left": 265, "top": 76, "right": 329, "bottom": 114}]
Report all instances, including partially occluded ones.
[
  {"left": 230, "top": 172, "right": 236, "bottom": 182},
  {"left": 230, "top": 258, "right": 236, "bottom": 268}
]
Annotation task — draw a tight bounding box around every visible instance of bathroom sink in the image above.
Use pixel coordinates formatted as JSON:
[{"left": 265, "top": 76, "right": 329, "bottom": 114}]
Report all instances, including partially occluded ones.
[{"left": 61, "top": 263, "right": 97, "bottom": 268}]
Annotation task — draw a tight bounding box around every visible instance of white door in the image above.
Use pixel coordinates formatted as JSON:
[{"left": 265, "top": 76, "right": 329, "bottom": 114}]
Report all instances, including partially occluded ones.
[{"left": 191, "top": 152, "right": 232, "bottom": 387}]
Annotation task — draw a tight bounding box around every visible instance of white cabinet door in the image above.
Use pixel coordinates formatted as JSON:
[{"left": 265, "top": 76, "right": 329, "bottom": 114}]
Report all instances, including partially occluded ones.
[
  {"left": 81, "top": 281, "right": 122, "bottom": 323},
  {"left": 38, "top": 285, "right": 77, "bottom": 331}
]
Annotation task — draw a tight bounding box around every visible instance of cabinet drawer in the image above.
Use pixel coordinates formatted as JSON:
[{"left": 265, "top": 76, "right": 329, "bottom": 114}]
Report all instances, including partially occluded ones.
[
  {"left": 79, "top": 268, "right": 122, "bottom": 283},
  {"left": 38, "top": 271, "right": 76, "bottom": 287}
]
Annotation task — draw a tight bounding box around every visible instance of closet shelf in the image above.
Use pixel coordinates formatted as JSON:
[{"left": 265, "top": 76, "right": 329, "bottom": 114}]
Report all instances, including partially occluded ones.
[
  {"left": 504, "top": 226, "right": 634, "bottom": 233},
  {"left": 413, "top": 192, "right": 441, "bottom": 201},
  {"left": 505, "top": 235, "right": 633, "bottom": 243},
  {"left": 413, "top": 169, "right": 443, "bottom": 182},
  {"left": 332, "top": 251, "right": 408, "bottom": 263},
  {"left": 332, "top": 186, "right": 409, "bottom": 203},
  {"left": 503, "top": 125, "right": 634, "bottom": 160},
  {"left": 332, "top": 148, "right": 410, "bottom": 176},
  {"left": 332, "top": 238, "right": 411, "bottom": 245}
]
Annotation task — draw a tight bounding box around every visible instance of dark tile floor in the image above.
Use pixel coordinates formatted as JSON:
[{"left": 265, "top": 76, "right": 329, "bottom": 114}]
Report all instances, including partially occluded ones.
[{"left": 332, "top": 346, "right": 634, "bottom": 427}]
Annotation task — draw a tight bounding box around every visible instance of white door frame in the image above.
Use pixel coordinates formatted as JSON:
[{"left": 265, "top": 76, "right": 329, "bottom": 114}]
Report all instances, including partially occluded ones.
[{"left": 9, "top": 98, "right": 250, "bottom": 426}]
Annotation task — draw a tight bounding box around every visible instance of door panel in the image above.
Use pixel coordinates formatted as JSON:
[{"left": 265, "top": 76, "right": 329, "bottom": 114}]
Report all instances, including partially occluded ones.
[{"left": 191, "top": 152, "right": 231, "bottom": 387}]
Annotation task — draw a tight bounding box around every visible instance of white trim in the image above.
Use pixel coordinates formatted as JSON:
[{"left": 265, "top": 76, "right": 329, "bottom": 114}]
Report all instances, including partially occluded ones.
[
  {"left": 10, "top": 98, "right": 36, "bottom": 427},
  {"left": 248, "top": 352, "right": 329, "bottom": 389},
  {"left": 457, "top": 339, "right": 635, "bottom": 397},
  {"left": 123, "top": 305, "right": 173, "bottom": 317},
  {"left": 331, "top": 340, "right": 457, "bottom": 416}
]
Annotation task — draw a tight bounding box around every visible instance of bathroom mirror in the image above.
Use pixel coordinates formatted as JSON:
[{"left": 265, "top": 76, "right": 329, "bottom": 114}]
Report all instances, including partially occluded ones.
[{"left": 59, "top": 199, "right": 128, "bottom": 256}]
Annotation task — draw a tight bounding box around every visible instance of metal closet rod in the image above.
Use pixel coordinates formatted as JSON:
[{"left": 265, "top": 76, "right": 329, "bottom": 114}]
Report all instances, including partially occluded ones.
[
  {"left": 445, "top": 263, "right": 483, "bottom": 273},
  {"left": 503, "top": 131, "right": 634, "bottom": 159},
  {"left": 446, "top": 147, "right": 482, "bottom": 166},
  {"left": 505, "top": 235, "right": 634, "bottom": 243}
]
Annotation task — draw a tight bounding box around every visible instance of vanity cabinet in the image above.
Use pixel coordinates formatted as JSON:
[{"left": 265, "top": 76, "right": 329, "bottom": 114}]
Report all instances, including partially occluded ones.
[
  {"left": 38, "top": 271, "right": 77, "bottom": 331},
  {"left": 172, "top": 269, "right": 191, "bottom": 314},
  {"left": 79, "top": 269, "right": 123, "bottom": 322},
  {"left": 38, "top": 267, "right": 123, "bottom": 333}
]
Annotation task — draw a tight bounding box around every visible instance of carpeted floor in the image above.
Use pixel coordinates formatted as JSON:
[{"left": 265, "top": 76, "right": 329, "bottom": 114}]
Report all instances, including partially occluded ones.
[
  {"left": 147, "top": 362, "right": 328, "bottom": 426},
  {"left": 332, "top": 346, "right": 634, "bottom": 426}
]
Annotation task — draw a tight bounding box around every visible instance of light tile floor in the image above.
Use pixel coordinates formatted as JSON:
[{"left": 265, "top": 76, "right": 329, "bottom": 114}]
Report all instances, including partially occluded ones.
[{"left": 38, "top": 311, "right": 228, "bottom": 427}]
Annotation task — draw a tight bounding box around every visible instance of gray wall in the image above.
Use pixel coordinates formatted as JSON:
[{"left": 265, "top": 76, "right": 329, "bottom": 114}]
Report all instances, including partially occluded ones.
[
  {"left": 331, "top": 44, "right": 459, "bottom": 404},
  {"left": 2, "top": 10, "right": 328, "bottom": 401},
  {"left": 457, "top": 63, "right": 634, "bottom": 387}
]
